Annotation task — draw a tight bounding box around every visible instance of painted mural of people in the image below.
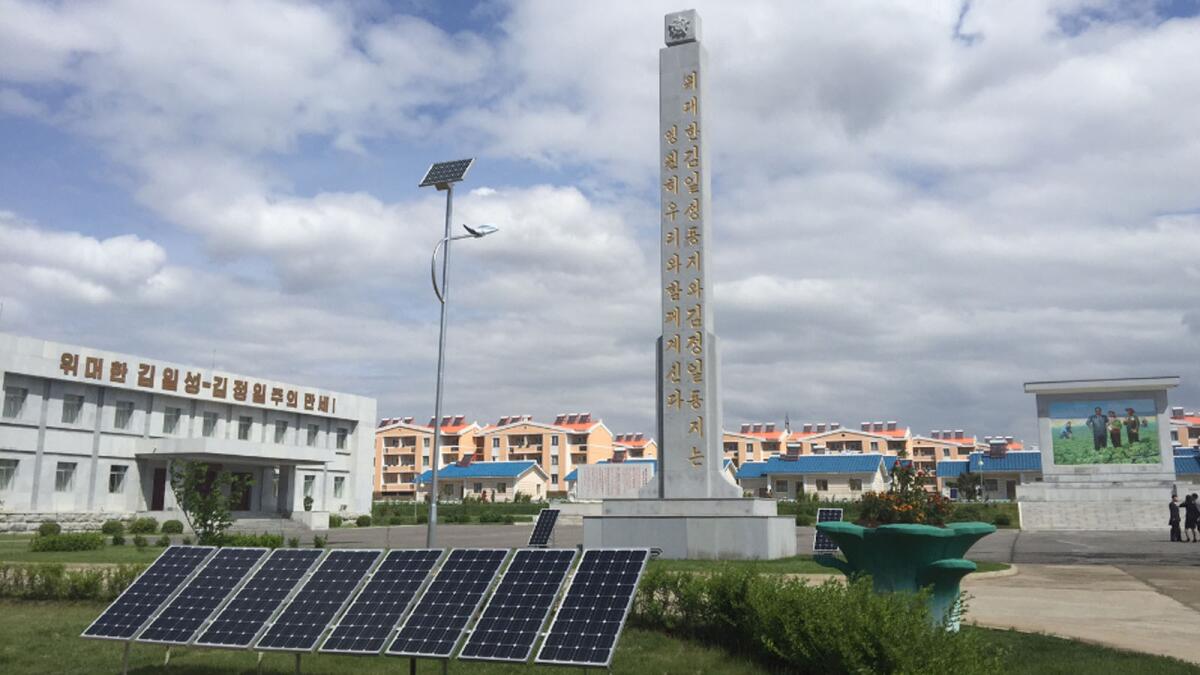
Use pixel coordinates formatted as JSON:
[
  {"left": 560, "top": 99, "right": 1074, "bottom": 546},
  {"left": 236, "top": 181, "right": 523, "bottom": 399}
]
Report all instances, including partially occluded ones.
[
  {"left": 1060, "top": 420, "right": 1074, "bottom": 439},
  {"left": 1086, "top": 407, "right": 1108, "bottom": 450},
  {"left": 1107, "top": 410, "right": 1122, "bottom": 448},
  {"left": 1124, "top": 408, "right": 1141, "bottom": 444}
]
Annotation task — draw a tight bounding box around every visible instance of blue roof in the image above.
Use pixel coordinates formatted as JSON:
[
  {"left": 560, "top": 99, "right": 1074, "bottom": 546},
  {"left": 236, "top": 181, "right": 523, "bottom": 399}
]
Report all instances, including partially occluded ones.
[
  {"left": 735, "top": 461, "right": 769, "bottom": 479},
  {"left": 1175, "top": 447, "right": 1200, "bottom": 456},
  {"left": 760, "top": 454, "right": 888, "bottom": 475},
  {"left": 938, "top": 452, "right": 1042, "bottom": 477},
  {"left": 564, "top": 458, "right": 657, "bottom": 483},
  {"left": 415, "top": 461, "right": 537, "bottom": 484},
  {"left": 1176, "top": 455, "right": 1200, "bottom": 475}
]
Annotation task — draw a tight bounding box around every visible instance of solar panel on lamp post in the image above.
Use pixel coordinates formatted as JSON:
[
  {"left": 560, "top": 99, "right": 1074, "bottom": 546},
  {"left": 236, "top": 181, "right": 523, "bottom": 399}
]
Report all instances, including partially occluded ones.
[{"left": 418, "top": 157, "right": 498, "bottom": 548}]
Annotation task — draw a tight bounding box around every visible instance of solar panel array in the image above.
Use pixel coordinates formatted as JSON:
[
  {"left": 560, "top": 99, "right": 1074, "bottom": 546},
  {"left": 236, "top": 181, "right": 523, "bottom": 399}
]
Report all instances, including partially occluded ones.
[
  {"left": 386, "top": 549, "right": 508, "bottom": 658},
  {"left": 813, "top": 508, "right": 844, "bottom": 554},
  {"left": 138, "top": 547, "right": 268, "bottom": 645},
  {"left": 527, "top": 508, "right": 560, "bottom": 548},
  {"left": 535, "top": 548, "right": 649, "bottom": 668},
  {"left": 459, "top": 548, "right": 576, "bottom": 663},
  {"left": 256, "top": 549, "right": 381, "bottom": 652},
  {"left": 320, "top": 549, "right": 442, "bottom": 654},
  {"left": 194, "top": 548, "right": 324, "bottom": 649},
  {"left": 418, "top": 159, "right": 473, "bottom": 187},
  {"left": 82, "top": 546, "right": 213, "bottom": 640}
]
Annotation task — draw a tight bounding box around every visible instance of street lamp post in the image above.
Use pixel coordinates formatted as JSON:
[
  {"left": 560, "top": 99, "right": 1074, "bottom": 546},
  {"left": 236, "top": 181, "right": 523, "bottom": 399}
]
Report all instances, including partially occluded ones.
[{"left": 417, "top": 158, "right": 498, "bottom": 548}]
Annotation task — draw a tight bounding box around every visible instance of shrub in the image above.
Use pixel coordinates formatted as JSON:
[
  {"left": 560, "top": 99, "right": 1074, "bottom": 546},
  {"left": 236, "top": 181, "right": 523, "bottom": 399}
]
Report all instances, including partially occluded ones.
[
  {"left": 222, "top": 533, "right": 283, "bottom": 548},
  {"left": 181, "top": 536, "right": 193, "bottom": 545},
  {"left": 859, "top": 461, "right": 951, "bottom": 526},
  {"left": 356, "top": 515, "right": 372, "bottom": 528},
  {"left": 993, "top": 513, "right": 1012, "bottom": 527},
  {"left": 161, "top": 519, "right": 184, "bottom": 534},
  {"left": 633, "top": 567, "right": 1002, "bottom": 674},
  {"left": 111, "top": 534, "right": 126, "bottom": 546},
  {"left": 794, "top": 513, "right": 814, "bottom": 526},
  {"left": 387, "top": 516, "right": 409, "bottom": 526},
  {"left": 101, "top": 520, "right": 125, "bottom": 536},
  {"left": 37, "top": 521, "right": 61, "bottom": 537},
  {"left": 0, "top": 563, "right": 144, "bottom": 601},
  {"left": 513, "top": 492, "right": 533, "bottom": 504},
  {"left": 288, "top": 536, "right": 301, "bottom": 548},
  {"left": 133, "top": 535, "right": 148, "bottom": 550},
  {"left": 128, "top": 517, "right": 158, "bottom": 534},
  {"left": 312, "top": 535, "right": 326, "bottom": 549},
  {"left": 28, "top": 533, "right": 105, "bottom": 552},
  {"left": 156, "top": 535, "right": 171, "bottom": 547},
  {"left": 328, "top": 515, "right": 343, "bottom": 528},
  {"left": 416, "top": 514, "right": 428, "bottom": 524}
]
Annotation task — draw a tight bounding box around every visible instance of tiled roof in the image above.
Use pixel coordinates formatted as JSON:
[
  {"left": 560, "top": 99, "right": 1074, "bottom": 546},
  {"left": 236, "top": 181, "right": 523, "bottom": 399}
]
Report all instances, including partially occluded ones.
[
  {"left": 761, "top": 454, "right": 888, "bottom": 475},
  {"left": 735, "top": 461, "right": 769, "bottom": 479},
  {"left": 1171, "top": 415, "right": 1200, "bottom": 426},
  {"left": 415, "top": 460, "right": 537, "bottom": 484},
  {"left": 935, "top": 460, "right": 970, "bottom": 478},
  {"left": 1175, "top": 455, "right": 1200, "bottom": 475},
  {"left": 938, "top": 452, "right": 1042, "bottom": 477}
]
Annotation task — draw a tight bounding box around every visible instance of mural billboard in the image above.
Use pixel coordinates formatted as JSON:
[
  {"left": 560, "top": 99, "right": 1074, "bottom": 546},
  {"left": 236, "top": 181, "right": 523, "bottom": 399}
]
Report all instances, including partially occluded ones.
[{"left": 1049, "top": 398, "right": 1159, "bottom": 465}]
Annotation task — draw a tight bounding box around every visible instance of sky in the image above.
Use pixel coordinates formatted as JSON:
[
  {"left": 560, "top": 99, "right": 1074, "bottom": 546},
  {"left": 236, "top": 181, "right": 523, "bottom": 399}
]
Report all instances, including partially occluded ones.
[{"left": 1, "top": 0, "right": 1199, "bottom": 445}]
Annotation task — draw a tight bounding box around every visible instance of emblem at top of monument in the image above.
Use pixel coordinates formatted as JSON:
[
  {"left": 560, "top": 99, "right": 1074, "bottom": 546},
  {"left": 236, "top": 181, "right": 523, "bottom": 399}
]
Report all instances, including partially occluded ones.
[{"left": 664, "top": 9, "right": 701, "bottom": 46}]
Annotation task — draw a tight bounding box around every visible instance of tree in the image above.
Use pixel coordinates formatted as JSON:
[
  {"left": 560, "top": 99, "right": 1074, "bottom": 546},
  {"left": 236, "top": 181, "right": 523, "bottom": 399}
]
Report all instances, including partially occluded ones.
[
  {"left": 955, "top": 471, "right": 983, "bottom": 502},
  {"left": 170, "top": 461, "right": 254, "bottom": 545}
]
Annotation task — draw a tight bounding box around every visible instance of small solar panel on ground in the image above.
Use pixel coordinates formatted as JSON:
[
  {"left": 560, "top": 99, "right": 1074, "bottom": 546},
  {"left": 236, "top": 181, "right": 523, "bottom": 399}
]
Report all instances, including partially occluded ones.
[
  {"left": 138, "top": 547, "right": 268, "bottom": 645},
  {"left": 319, "top": 549, "right": 442, "bottom": 655},
  {"left": 535, "top": 548, "right": 649, "bottom": 668},
  {"left": 386, "top": 548, "right": 508, "bottom": 659},
  {"left": 255, "top": 549, "right": 382, "bottom": 652},
  {"left": 813, "top": 508, "right": 844, "bottom": 554},
  {"left": 82, "top": 546, "right": 214, "bottom": 640},
  {"left": 527, "top": 508, "right": 560, "bottom": 548},
  {"left": 193, "top": 548, "right": 324, "bottom": 649},
  {"left": 459, "top": 548, "right": 576, "bottom": 663}
]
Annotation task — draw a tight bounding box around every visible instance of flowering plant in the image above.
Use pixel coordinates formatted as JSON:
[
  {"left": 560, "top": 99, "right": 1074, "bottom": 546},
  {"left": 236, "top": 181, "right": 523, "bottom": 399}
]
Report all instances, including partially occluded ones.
[{"left": 857, "top": 459, "right": 952, "bottom": 526}]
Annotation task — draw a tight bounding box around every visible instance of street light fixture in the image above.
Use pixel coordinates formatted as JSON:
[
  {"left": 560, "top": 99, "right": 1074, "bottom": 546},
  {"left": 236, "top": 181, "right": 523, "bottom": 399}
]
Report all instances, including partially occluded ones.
[{"left": 418, "top": 158, "right": 499, "bottom": 548}]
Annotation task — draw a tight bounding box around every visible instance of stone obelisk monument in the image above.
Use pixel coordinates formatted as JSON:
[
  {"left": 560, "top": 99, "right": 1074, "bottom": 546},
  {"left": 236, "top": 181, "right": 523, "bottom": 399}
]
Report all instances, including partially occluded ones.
[{"left": 582, "top": 10, "right": 796, "bottom": 559}]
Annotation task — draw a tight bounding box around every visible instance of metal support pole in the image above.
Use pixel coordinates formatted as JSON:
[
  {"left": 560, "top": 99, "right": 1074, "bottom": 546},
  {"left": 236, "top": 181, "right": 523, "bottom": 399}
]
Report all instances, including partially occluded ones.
[
  {"left": 164, "top": 647, "right": 171, "bottom": 666},
  {"left": 294, "top": 652, "right": 301, "bottom": 675},
  {"left": 121, "top": 641, "right": 131, "bottom": 675},
  {"left": 427, "top": 184, "right": 454, "bottom": 549},
  {"left": 441, "top": 658, "right": 449, "bottom": 675},
  {"left": 256, "top": 651, "right": 264, "bottom": 675},
  {"left": 410, "top": 656, "right": 417, "bottom": 675}
]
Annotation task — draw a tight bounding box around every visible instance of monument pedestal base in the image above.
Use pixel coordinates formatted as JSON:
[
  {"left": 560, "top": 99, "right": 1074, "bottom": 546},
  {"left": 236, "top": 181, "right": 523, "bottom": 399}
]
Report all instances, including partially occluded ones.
[
  {"left": 582, "top": 498, "right": 797, "bottom": 560},
  {"left": 1017, "top": 480, "right": 1174, "bottom": 530}
]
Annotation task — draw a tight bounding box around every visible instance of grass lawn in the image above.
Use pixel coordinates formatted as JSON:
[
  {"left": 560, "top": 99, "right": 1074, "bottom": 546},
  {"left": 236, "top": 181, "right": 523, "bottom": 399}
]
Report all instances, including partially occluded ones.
[
  {"left": 0, "top": 536, "right": 166, "bottom": 565},
  {"left": 0, "top": 601, "right": 1196, "bottom": 674},
  {"left": 648, "top": 555, "right": 1010, "bottom": 575}
]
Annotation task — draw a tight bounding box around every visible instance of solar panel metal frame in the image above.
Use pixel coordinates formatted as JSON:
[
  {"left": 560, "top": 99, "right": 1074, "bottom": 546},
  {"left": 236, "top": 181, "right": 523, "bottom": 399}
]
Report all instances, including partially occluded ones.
[
  {"left": 253, "top": 548, "right": 384, "bottom": 654},
  {"left": 534, "top": 547, "right": 650, "bottom": 669},
  {"left": 81, "top": 545, "right": 217, "bottom": 642},
  {"left": 385, "top": 547, "right": 510, "bottom": 660},
  {"left": 813, "top": 507, "right": 844, "bottom": 554},
  {"left": 526, "top": 508, "right": 560, "bottom": 548},
  {"left": 135, "top": 546, "right": 270, "bottom": 646},
  {"left": 418, "top": 158, "right": 474, "bottom": 188},
  {"left": 458, "top": 547, "right": 578, "bottom": 664},
  {"left": 192, "top": 547, "right": 327, "bottom": 651},
  {"left": 318, "top": 548, "right": 443, "bottom": 656}
]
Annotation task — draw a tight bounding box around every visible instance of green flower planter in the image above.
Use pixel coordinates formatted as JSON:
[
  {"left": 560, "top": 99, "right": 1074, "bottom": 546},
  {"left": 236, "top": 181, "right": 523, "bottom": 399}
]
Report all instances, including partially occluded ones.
[{"left": 814, "top": 521, "right": 996, "bottom": 630}]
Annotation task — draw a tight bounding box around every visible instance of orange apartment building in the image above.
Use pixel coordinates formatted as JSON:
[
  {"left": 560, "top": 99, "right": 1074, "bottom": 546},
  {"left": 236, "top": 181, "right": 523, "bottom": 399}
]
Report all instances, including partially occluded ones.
[
  {"left": 374, "top": 415, "right": 481, "bottom": 499},
  {"left": 614, "top": 433, "right": 658, "bottom": 459},
  {"left": 784, "top": 421, "right": 912, "bottom": 456},
  {"left": 909, "top": 430, "right": 979, "bottom": 474},
  {"left": 1171, "top": 406, "right": 1200, "bottom": 448},
  {"left": 723, "top": 423, "right": 787, "bottom": 466}
]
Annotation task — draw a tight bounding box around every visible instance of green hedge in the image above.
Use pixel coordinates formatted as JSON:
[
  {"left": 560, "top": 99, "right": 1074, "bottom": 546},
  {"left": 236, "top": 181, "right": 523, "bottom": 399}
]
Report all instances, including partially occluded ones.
[
  {"left": 356, "top": 515, "right": 372, "bottom": 527},
  {"left": 29, "top": 533, "right": 105, "bottom": 552},
  {"left": 0, "top": 563, "right": 144, "bottom": 601},
  {"left": 220, "top": 533, "right": 284, "bottom": 548},
  {"left": 100, "top": 520, "right": 125, "bottom": 536},
  {"left": 128, "top": 517, "right": 159, "bottom": 535},
  {"left": 372, "top": 499, "right": 549, "bottom": 521},
  {"left": 633, "top": 566, "right": 1002, "bottom": 674},
  {"left": 161, "top": 520, "right": 184, "bottom": 534},
  {"left": 37, "top": 522, "right": 61, "bottom": 537},
  {"left": 328, "top": 515, "right": 343, "bottom": 528}
]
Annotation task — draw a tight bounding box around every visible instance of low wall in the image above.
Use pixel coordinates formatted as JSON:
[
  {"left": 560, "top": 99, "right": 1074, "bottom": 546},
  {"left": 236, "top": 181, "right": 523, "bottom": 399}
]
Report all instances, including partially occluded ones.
[{"left": 0, "top": 511, "right": 127, "bottom": 533}]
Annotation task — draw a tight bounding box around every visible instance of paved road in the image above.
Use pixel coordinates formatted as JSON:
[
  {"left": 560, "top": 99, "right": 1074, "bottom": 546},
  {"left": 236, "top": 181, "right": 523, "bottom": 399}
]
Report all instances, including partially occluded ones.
[{"left": 330, "top": 524, "right": 1200, "bottom": 567}]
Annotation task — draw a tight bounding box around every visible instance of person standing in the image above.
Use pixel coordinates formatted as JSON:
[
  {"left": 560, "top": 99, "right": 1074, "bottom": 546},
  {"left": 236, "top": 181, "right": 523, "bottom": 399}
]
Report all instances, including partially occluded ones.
[
  {"left": 1124, "top": 408, "right": 1141, "bottom": 444},
  {"left": 1186, "top": 494, "right": 1200, "bottom": 543},
  {"left": 1107, "top": 410, "right": 1122, "bottom": 448},
  {"left": 1170, "top": 495, "right": 1183, "bottom": 542},
  {"left": 1086, "top": 407, "right": 1108, "bottom": 451}
]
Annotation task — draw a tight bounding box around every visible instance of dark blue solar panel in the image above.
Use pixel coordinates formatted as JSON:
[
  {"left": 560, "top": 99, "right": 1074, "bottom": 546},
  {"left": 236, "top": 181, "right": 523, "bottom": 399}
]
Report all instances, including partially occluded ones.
[
  {"left": 418, "top": 159, "right": 473, "bottom": 187},
  {"left": 82, "top": 546, "right": 214, "bottom": 640},
  {"left": 535, "top": 549, "right": 649, "bottom": 667},
  {"left": 386, "top": 548, "right": 508, "bottom": 658},
  {"left": 813, "top": 508, "right": 843, "bottom": 553},
  {"left": 459, "top": 548, "right": 576, "bottom": 663},
  {"left": 255, "top": 549, "right": 381, "bottom": 652},
  {"left": 138, "top": 547, "right": 267, "bottom": 645},
  {"left": 527, "top": 509, "right": 560, "bottom": 548},
  {"left": 319, "top": 549, "right": 442, "bottom": 654},
  {"left": 194, "top": 548, "right": 324, "bottom": 649}
]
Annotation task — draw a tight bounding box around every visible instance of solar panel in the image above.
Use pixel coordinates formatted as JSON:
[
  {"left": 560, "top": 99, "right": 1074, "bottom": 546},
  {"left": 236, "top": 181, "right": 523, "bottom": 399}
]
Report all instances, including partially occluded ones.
[
  {"left": 535, "top": 548, "right": 649, "bottom": 668},
  {"left": 386, "top": 548, "right": 508, "bottom": 659},
  {"left": 527, "top": 509, "right": 560, "bottom": 548},
  {"left": 319, "top": 549, "right": 442, "bottom": 655},
  {"left": 418, "top": 159, "right": 473, "bottom": 188},
  {"left": 82, "top": 546, "right": 214, "bottom": 640},
  {"left": 255, "top": 549, "right": 382, "bottom": 652},
  {"left": 194, "top": 548, "right": 324, "bottom": 649},
  {"left": 813, "top": 508, "right": 843, "bottom": 554},
  {"left": 138, "top": 547, "right": 268, "bottom": 645},
  {"left": 459, "top": 548, "right": 577, "bottom": 663}
]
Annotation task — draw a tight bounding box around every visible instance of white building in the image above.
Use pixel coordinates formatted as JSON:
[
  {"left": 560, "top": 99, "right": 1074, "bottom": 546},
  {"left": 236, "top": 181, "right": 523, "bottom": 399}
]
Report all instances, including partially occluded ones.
[{"left": 0, "top": 333, "right": 375, "bottom": 529}]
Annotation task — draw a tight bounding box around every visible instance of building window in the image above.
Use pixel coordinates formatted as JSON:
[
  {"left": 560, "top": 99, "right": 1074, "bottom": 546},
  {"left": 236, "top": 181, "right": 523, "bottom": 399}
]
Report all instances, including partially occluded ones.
[
  {"left": 238, "top": 416, "right": 253, "bottom": 441},
  {"left": 473, "top": 482, "right": 483, "bottom": 493},
  {"left": 163, "top": 407, "right": 182, "bottom": 435},
  {"left": 0, "top": 459, "right": 17, "bottom": 490},
  {"left": 336, "top": 428, "right": 348, "bottom": 450},
  {"left": 62, "top": 394, "right": 84, "bottom": 424},
  {"left": 491, "top": 437, "right": 499, "bottom": 448},
  {"left": 114, "top": 401, "right": 135, "bottom": 430},
  {"left": 497, "top": 482, "right": 506, "bottom": 494},
  {"left": 109, "top": 465, "right": 128, "bottom": 494},
  {"left": 551, "top": 475, "right": 558, "bottom": 484},
  {"left": 984, "top": 479, "right": 998, "bottom": 492},
  {"left": 774, "top": 480, "right": 788, "bottom": 493},
  {"left": 333, "top": 476, "right": 345, "bottom": 499},
  {"left": 849, "top": 479, "right": 863, "bottom": 491},
  {"left": 307, "top": 424, "right": 319, "bottom": 447},
  {"left": 949, "top": 487, "right": 960, "bottom": 500},
  {"left": 816, "top": 479, "right": 829, "bottom": 492},
  {"left": 55, "top": 462, "right": 76, "bottom": 492},
  {"left": 551, "top": 455, "right": 559, "bottom": 466},
  {"left": 303, "top": 475, "right": 315, "bottom": 498},
  {"left": 274, "top": 420, "right": 288, "bottom": 444},
  {"left": 870, "top": 441, "right": 878, "bottom": 452},
  {"left": 2, "top": 387, "right": 27, "bottom": 419},
  {"left": 552, "top": 436, "right": 559, "bottom": 447},
  {"left": 745, "top": 443, "right": 752, "bottom": 454},
  {"left": 942, "top": 448, "right": 950, "bottom": 457},
  {"left": 202, "top": 412, "right": 219, "bottom": 438}
]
